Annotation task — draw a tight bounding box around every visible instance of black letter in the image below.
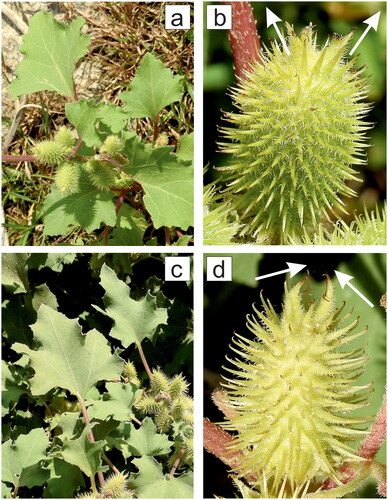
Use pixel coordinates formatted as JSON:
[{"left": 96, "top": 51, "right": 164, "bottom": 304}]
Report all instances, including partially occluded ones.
[
  {"left": 172, "top": 264, "right": 183, "bottom": 278},
  {"left": 213, "top": 261, "right": 225, "bottom": 279},
  {"left": 214, "top": 9, "right": 226, "bottom": 27},
  {"left": 171, "top": 13, "right": 183, "bottom": 28}
]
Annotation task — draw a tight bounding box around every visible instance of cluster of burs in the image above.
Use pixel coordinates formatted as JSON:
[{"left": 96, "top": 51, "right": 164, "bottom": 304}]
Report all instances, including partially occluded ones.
[{"left": 32, "top": 127, "right": 133, "bottom": 193}]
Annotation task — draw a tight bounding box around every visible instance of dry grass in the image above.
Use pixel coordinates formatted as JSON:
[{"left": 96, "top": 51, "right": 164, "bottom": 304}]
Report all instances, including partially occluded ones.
[{"left": 2, "top": 2, "right": 194, "bottom": 245}]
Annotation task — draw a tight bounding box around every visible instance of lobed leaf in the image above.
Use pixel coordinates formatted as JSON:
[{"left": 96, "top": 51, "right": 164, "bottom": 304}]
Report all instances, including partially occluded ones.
[
  {"left": 8, "top": 12, "right": 90, "bottom": 99},
  {"left": 12, "top": 304, "right": 123, "bottom": 400},
  {"left": 120, "top": 53, "right": 184, "bottom": 120},
  {"left": 122, "top": 133, "right": 193, "bottom": 230},
  {"left": 125, "top": 417, "right": 172, "bottom": 457},
  {"left": 95, "top": 264, "right": 168, "bottom": 348},
  {"left": 2, "top": 428, "right": 50, "bottom": 490}
]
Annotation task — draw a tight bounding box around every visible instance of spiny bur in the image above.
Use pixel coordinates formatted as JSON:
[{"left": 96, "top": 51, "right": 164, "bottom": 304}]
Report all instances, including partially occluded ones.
[
  {"left": 32, "top": 139, "right": 68, "bottom": 166},
  {"left": 100, "top": 135, "right": 123, "bottom": 156},
  {"left": 87, "top": 160, "right": 116, "bottom": 190},
  {"left": 220, "top": 278, "right": 370, "bottom": 497},
  {"left": 54, "top": 126, "right": 75, "bottom": 150},
  {"left": 54, "top": 162, "right": 80, "bottom": 194},
  {"left": 219, "top": 25, "right": 371, "bottom": 244}
]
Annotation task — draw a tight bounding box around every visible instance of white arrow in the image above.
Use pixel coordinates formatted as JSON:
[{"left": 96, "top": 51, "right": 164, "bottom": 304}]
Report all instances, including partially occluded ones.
[
  {"left": 334, "top": 271, "right": 374, "bottom": 308},
  {"left": 255, "top": 262, "right": 306, "bottom": 281},
  {"left": 349, "top": 12, "right": 381, "bottom": 56},
  {"left": 266, "top": 8, "right": 291, "bottom": 56}
]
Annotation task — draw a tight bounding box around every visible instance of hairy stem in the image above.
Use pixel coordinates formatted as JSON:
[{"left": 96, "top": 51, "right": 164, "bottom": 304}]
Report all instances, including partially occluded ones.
[
  {"left": 358, "top": 395, "right": 386, "bottom": 459},
  {"left": 2, "top": 154, "right": 36, "bottom": 162},
  {"left": 137, "top": 342, "right": 152, "bottom": 379},
  {"left": 153, "top": 113, "right": 159, "bottom": 141},
  {"left": 169, "top": 447, "right": 186, "bottom": 477},
  {"left": 203, "top": 418, "right": 257, "bottom": 482},
  {"left": 102, "top": 453, "right": 120, "bottom": 474},
  {"left": 164, "top": 226, "right": 171, "bottom": 246},
  {"left": 79, "top": 398, "right": 105, "bottom": 488},
  {"left": 223, "top": 1, "right": 262, "bottom": 79}
]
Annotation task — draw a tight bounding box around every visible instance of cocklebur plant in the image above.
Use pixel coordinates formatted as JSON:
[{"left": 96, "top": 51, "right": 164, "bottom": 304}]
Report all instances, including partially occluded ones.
[
  {"left": 213, "top": 22, "right": 381, "bottom": 244},
  {"left": 2, "top": 254, "right": 194, "bottom": 498},
  {"left": 205, "top": 278, "right": 386, "bottom": 498},
  {"left": 3, "top": 9, "right": 193, "bottom": 245}
]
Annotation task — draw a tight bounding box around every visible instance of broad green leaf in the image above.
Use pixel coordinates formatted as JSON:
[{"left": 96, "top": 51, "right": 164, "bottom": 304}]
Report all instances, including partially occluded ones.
[
  {"left": 42, "top": 168, "right": 116, "bottom": 236},
  {"left": 2, "top": 428, "right": 50, "bottom": 490},
  {"left": 95, "top": 264, "right": 168, "bottom": 348},
  {"left": 2, "top": 483, "right": 12, "bottom": 498},
  {"left": 86, "top": 382, "right": 141, "bottom": 422},
  {"left": 27, "top": 253, "right": 77, "bottom": 272},
  {"left": 2, "top": 254, "right": 29, "bottom": 293},
  {"left": 31, "top": 283, "right": 58, "bottom": 311},
  {"left": 8, "top": 12, "right": 90, "bottom": 99},
  {"left": 52, "top": 423, "right": 105, "bottom": 477},
  {"left": 43, "top": 458, "right": 85, "bottom": 498},
  {"left": 12, "top": 304, "right": 123, "bottom": 400},
  {"left": 66, "top": 100, "right": 129, "bottom": 148},
  {"left": 126, "top": 417, "right": 172, "bottom": 457},
  {"left": 108, "top": 205, "right": 147, "bottom": 246},
  {"left": 129, "top": 456, "right": 193, "bottom": 498},
  {"left": 51, "top": 412, "right": 83, "bottom": 440},
  {"left": 122, "top": 133, "right": 193, "bottom": 230},
  {"left": 176, "top": 133, "right": 194, "bottom": 163},
  {"left": 120, "top": 53, "right": 183, "bottom": 120}
]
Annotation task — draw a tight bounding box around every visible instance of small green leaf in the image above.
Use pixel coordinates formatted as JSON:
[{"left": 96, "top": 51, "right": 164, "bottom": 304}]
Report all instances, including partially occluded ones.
[
  {"left": 42, "top": 168, "right": 117, "bottom": 236},
  {"left": 86, "top": 382, "right": 141, "bottom": 422},
  {"left": 27, "top": 254, "right": 77, "bottom": 272},
  {"left": 2, "top": 254, "right": 29, "bottom": 294},
  {"left": 176, "top": 133, "right": 194, "bottom": 163},
  {"left": 65, "top": 100, "right": 129, "bottom": 148},
  {"left": 12, "top": 304, "right": 123, "bottom": 400},
  {"left": 43, "top": 458, "right": 85, "bottom": 498},
  {"left": 129, "top": 456, "right": 193, "bottom": 498},
  {"left": 108, "top": 205, "right": 147, "bottom": 246},
  {"left": 52, "top": 423, "right": 105, "bottom": 477},
  {"left": 95, "top": 264, "right": 168, "bottom": 348},
  {"left": 8, "top": 12, "right": 90, "bottom": 99},
  {"left": 120, "top": 53, "right": 183, "bottom": 120},
  {"left": 126, "top": 417, "right": 172, "bottom": 457},
  {"left": 2, "top": 428, "right": 50, "bottom": 490}
]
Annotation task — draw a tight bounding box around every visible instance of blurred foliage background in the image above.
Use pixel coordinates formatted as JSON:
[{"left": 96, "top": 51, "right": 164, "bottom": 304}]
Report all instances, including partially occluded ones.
[
  {"left": 203, "top": 2, "right": 386, "bottom": 223},
  {"left": 204, "top": 252, "right": 386, "bottom": 498}
]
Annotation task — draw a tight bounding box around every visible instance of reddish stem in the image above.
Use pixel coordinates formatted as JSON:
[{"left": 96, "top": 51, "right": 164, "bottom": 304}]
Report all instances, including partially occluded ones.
[
  {"left": 169, "top": 447, "right": 186, "bottom": 477},
  {"left": 358, "top": 396, "right": 387, "bottom": 459},
  {"left": 79, "top": 399, "right": 105, "bottom": 488},
  {"left": 2, "top": 154, "right": 36, "bottom": 162},
  {"left": 164, "top": 226, "right": 171, "bottom": 246},
  {"left": 153, "top": 114, "right": 159, "bottom": 142},
  {"left": 203, "top": 418, "right": 257, "bottom": 482},
  {"left": 223, "top": 1, "right": 262, "bottom": 80},
  {"left": 137, "top": 342, "right": 152, "bottom": 379}
]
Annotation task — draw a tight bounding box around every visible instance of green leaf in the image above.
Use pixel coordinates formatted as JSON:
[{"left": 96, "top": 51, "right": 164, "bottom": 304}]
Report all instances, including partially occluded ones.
[
  {"left": 86, "top": 382, "right": 141, "bottom": 422},
  {"left": 66, "top": 100, "right": 128, "bottom": 148},
  {"left": 129, "top": 456, "right": 193, "bottom": 498},
  {"left": 43, "top": 458, "right": 85, "bottom": 498},
  {"left": 8, "top": 12, "right": 90, "bottom": 99},
  {"left": 176, "top": 133, "right": 194, "bottom": 163},
  {"left": 126, "top": 417, "right": 172, "bottom": 456},
  {"left": 2, "top": 298, "right": 34, "bottom": 347},
  {"left": 122, "top": 133, "right": 193, "bottom": 230},
  {"left": 108, "top": 205, "right": 147, "bottom": 246},
  {"left": 52, "top": 423, "right": 105, "bottom": 477},
  {"left": 27, "top": 253, "right": 77, "bottom": 272},
  {"left": 42, "top": 168, "right": 116, "bottom": 236},
  {"left": 120, "top": 53, "right": 183, "bottom": 120},
  {"left": 2, "top": 254, "right": 29, "bottom": 293},
  {"left": 12, "top": 304, "right": 123, "bottom": 400},
  {"left": 2, "top": 428, "right": 50, "bottom": 490},
  {"left": 2, "top": 361, "right": 27, "bottom": 416},
  {"left": 95, "top": 264, "right": 168, "bottom": 348}
]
